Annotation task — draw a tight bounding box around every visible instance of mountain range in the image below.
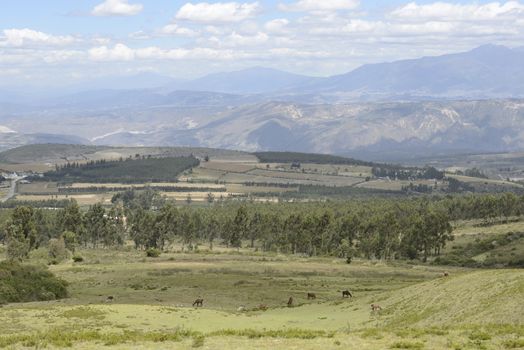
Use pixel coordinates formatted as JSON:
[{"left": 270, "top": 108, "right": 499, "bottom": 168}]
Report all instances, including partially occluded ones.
[{"left": 2, "top": 44, "right": 524, "bottom": 160}]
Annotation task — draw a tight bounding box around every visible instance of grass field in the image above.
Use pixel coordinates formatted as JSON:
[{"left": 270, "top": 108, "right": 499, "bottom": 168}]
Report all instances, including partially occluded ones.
[{"left": 1, "top": 217, "right": 523, "bottom": 350}]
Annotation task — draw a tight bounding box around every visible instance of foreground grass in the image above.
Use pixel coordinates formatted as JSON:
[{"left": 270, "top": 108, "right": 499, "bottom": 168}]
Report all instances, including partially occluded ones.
[{"left": 0, "top": 325, "right": 522, "bottom": 349}]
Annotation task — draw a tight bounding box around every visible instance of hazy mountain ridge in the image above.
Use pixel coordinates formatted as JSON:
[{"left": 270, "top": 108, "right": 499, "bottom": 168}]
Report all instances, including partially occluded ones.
[
  {"left": 84, "top": 99, "right": 524, "bottom": 160},
  {"left": 295, "top": 45, "right": 524, "bottom": 99},
  {"left": 2, "top": 45, "right": 524, "bottom": 158},
  {"left": 2, "top": 98, "right": 524, "bottom": 160},
  {"left": 5, "top": 45, "right": 524, "bottom": 103}
]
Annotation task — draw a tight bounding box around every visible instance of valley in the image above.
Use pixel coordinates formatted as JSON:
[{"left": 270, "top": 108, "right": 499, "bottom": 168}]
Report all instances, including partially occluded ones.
[{"left": 2, "top": 144, "right": 523, "bottom": 207}]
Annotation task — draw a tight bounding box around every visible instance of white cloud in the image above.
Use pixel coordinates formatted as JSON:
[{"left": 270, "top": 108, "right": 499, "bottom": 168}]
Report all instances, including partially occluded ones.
[
  {"left": 309, "top": 19, "right": 384, "bottom": 36},
  {"left": 175, "top": 2, "right": 261, "bottom": 23},
  {"left": 91, "top": 0, "right": 143, "bottom": 17},
  {"left": 42, "top": 50, "right": 84, "bottom": 63},
  {"left": 1, "top": 28, "right": 76, "bottom": 47},
  {"left": 92, "top": 37, "right": 112, "bottom": 45},
  {"left": 160, "top": 24, "right": 200, "bottom": 37},
  {"left": 88, "top": 43, "right": 135, "bottom": 61},
  {"left": 391, "top": 1, "right": 524, "bottom": 21},
  {"left": 3, "top": 0, "right": 524, "bottom": 80},
  {"left": 87, "top": 43, "right": 248, "bottom": 61},
  {"left": 279, "top": 0, "right": 360, "bottom": 12},
  {"left": 136, "top": 47, "right": 244, "bottom": 60},
  {"left": 129, "top": 31, "right": 151, "bottom": 40},
  {"left": 209, "top": 31, "right": 269, "bottom": 47},
  {"left": 265, "top": 18, "right": 290, "bottom": 34}
]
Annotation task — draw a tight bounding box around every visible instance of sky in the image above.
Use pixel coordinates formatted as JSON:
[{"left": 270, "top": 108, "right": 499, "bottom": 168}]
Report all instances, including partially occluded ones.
[{"left": 1, "top": 0, "right": 524, "bottom": 86}]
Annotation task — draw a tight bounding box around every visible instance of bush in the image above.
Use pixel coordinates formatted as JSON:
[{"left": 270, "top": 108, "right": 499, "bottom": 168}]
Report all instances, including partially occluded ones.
[
  {"left": 432, "top": 254, "right": 478, "bottom": 267},
  {"left": 6, "top": 238, "right": 29, "bottom": 261},
  {"left": 0, "top": 261, "right": 68, "bottom": 304},
  {"left": 146, "top": 248, "right": 161, "bottom": 258},
  {"left": 48, "top": 238, "right": 70, "bottom": 263},
  {"left": 72, "top": 255, "right": 84, "bottom": 263}
]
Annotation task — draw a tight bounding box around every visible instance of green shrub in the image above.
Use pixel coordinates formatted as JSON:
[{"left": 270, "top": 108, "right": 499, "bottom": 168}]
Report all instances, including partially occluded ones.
[
  {"left": 433, "top": 254, "right": 478, "bottom": 267},
  {"left": 0, "top": 261, "right": 68, "bottom": 304},
  {"left": 72, "top": 255, "right": 84, "bottom": 262},
  {"left": 146, "top": 248, "right": 161, "bottom": 258},
  {"left": 390, "top": 340, "right": 425, "bottom": 349},
  {"left": 468, "top": 330, "right": 491, "bottom": 341}
]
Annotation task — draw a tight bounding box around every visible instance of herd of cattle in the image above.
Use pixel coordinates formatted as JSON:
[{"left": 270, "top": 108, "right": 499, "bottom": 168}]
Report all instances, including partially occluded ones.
[
  {"left": 190, "top": 289, "right": 383, "bottom": 312},
  {"left": 106, "top": 272, "right": 450, "bottom": 312}
]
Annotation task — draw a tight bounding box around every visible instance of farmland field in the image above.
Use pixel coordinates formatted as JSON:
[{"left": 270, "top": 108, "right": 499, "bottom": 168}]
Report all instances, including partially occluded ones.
[
  {"left": 356, "top": 179, "right": 441, "bottom": 191},
  {"left": 5, "top": 145, "right": 524, "bottom": 207}
]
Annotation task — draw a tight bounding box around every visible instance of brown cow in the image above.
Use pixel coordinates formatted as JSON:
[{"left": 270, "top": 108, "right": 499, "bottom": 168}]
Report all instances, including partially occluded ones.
[
  {"left": 307, "top": 293, "right": 316, "bottom": 300},
  {"left": 287, "top": 297, "right": 294, "bottom": 307},
  {"left": 371, "top": 303, "right": 382, "bottom": 311},
  {"left": 192, "top": 298, "right": 204, "bottom": 307},
  {"left": 342, "top": 290, "right": 352, "bottom": 298}
]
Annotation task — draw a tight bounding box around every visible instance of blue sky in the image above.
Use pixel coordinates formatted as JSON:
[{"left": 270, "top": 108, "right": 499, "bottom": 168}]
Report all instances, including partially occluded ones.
[{"left": 1, "top": 0, "right": 524, "bottom": 86}]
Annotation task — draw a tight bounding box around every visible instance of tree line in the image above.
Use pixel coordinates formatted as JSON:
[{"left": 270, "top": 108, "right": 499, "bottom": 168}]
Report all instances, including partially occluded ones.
[
  {"left": 2, "top": 191, "right": 524, "bottom": 263},
  {"left": 372, "top": 166, "right": 445, "bottom": 180}
]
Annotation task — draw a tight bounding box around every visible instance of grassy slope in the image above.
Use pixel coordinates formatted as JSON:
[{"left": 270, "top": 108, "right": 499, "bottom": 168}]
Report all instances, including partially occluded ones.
[
  {"left": 438, "top": 220, "right": 524, "bottom": 267},
  {"left": 0, "top": 267, "right": 521, "bottom": 349},
  {"left": 379, "top": 269, "right": 524, "bottom": 327}
]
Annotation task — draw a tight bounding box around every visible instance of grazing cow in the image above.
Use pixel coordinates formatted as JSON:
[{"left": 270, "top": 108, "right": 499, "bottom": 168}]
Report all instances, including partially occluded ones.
[
  {"left": 307, "top": 293, "right": 316, "bottom": 300},
  {"left": 371, "top": 303, "right": 382, "bottom": 312},
  {"left": 287, "top": 297, "right": 294, "bottom": 307},
  {"left": 342, "top": 290, "right": 352, "bottom": 298},
  {"left": 192, "top": 298, "right": 204, "bottom": 307},
  {"left": 443, "top": 271, "right": 449, "bottom": 277}
]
